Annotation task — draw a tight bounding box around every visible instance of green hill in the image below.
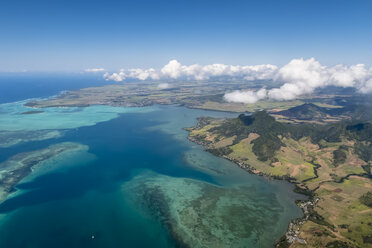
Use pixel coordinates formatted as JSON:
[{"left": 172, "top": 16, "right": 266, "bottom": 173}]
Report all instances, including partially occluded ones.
[
  {"left": 276, "top": 103, "right": 329, "bottom": 120},
  {"left": 208, "top": 110, "right": 372, "bottom": 162},
  {"left": 187, "top": 110, "right": 372, "bottom": 248},
  {"left": 276, "top": 103, "right": 372, "bottom": 122}
]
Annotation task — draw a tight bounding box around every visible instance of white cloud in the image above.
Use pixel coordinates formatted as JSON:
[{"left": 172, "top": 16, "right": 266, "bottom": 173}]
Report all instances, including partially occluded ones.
[
  {"left": 103, "top": 71, "right": 125, "bottom": 82},
  {"left": 161, "top": 60, "right": 183, "bottom": 79},
  {"left": 157, "top": 83, "right": 171, "bottom": 89},
  {"left": 104, "top": 68, "right": 159, "bottom": 82},
  {"left": 102, "top": 58, "right": 372, "bottom": 101},
  {"left": 85, "top": 68, "right": 105, "bottom": 72},
  {"left": 359, "top": 78, "right": 372, "bottom": 94},
  {"left": 224, "top": 89, "right": 267, "bottom": 104},
  {"left": 103, "top": 60, "right": 278, "bottom": 82},
  {"left": 225, "top": 58, "right": 372, "bottom": 103}
]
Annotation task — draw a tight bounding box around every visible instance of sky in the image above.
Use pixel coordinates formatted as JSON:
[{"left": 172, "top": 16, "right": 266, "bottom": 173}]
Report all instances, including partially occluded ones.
[{"left": 1, "top": 0, "right": 372, "bottom": 72}]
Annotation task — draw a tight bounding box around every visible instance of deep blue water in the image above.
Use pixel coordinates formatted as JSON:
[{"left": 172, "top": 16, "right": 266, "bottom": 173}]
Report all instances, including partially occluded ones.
[
  {"left": 0, "top": 78, "right": 304, "bottom": 247},
  {"left": 0, "top": 106, "right": 305, "bottom": 248},
  {"left": 0, "top": 111, "right": 213, "bottom": 214},
  {"left": 0, "top": 73, "right": 110, "bottom": 103},
  {"left": 0, "top": 110, "right": 207, "bottom": 247}
]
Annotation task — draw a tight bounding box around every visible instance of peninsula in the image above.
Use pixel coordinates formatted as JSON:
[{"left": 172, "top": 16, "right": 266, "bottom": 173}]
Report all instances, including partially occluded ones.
[
  {"left": 186, "top": 108, "right": 372, "bottom": 247},
  {"left": 0, "top": 142, "right": 88, "bottom": 204}
]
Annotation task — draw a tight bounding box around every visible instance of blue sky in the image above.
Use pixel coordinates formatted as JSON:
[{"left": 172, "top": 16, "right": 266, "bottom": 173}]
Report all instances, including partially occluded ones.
[{"left": 1, "top": 0, "right": 372, "bottom": 71}]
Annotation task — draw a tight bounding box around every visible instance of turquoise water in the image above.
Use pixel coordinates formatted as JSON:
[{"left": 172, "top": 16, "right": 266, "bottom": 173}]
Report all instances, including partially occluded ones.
[{"left": 0, "top": 103, "right": 305, "bottom": 248}]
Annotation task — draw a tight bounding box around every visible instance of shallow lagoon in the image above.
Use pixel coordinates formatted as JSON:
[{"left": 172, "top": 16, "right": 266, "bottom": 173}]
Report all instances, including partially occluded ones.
[{"left": 0, "top": 103, "right": 305, "bottom": 248}]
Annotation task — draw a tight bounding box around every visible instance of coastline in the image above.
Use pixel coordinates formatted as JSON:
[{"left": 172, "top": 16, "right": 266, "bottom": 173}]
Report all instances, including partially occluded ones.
[
  {"left": 187, "top": 132, "right": 316, "bottom": 247},
  {"left": 5, "top": 90, "right": 369, "bottom": 247},
  {"left": 22, "top": 90, "right": 306, "bottom": 246},
  {"left": 184, "top": 111, "right": 372, "bottom": 247},
  {"left": 0, "top": 142, "right": 88, "bottom": 205}
]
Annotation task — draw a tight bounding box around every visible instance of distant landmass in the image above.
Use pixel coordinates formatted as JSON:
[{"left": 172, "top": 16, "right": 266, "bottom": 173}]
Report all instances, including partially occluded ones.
[{"left": 273, "top": 103, "right": 372, "bottom": 123}]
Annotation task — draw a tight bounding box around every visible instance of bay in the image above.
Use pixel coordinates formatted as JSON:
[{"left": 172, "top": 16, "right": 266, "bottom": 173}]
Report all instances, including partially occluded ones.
[{"left": 0, "top": 102, "right": 305, "bottom": 247}]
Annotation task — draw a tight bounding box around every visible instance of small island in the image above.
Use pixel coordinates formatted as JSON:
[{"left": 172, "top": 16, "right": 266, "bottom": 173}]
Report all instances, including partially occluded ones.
[
  {"left": 21, "top": 110, "right": 44, "bottom": 115},
  {"left": 0, "top": 142, "right": 88, "bottom": 204},
  {"left": 0, "top": 130, "right": 63, "bottom": 148}
]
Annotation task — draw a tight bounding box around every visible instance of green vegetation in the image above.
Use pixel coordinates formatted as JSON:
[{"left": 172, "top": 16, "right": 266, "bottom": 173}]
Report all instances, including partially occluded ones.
[
  {"left": 0, "top": 142, "right": 88, "bottom": 204},
  {"left": 333, "top": 146, "right": 348, "bottom": 167},
  {"left": 360, "top": 192, "right": 372, "bottom": 207},
  {"left": 355, "top": 142, "right": 372, "bottom": 162},
  {"left": 210, "top": 111, "right": 287, "bottom": 161},
  {"left": 276, "top": 103, "right": 329, "bottom": 120},
  {"left": 275, "top": 102, "right": 372, "bottom": 123},
  {"left": 206, "top": 147, "right": 232, "bottom": 156},
  {"left": 187, "top": 108, "right": 372, "bottom": 248},
  {"left": 207, "top": 110, "right": 372, "bottom": 164}
]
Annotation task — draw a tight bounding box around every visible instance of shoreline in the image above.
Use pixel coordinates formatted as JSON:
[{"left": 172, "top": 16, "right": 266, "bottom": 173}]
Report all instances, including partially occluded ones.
[
  {"left": 23, "top": 97, "right": 245, "bottom": 115},
  {"left": 187, "top": 133, "right": 316, "bottom": 247},
  {"left": 4, "top": 93, "right": 363, "bottom": 246},
  {"left": 0, "top": 142, "right": 88, "bottom": 205}
]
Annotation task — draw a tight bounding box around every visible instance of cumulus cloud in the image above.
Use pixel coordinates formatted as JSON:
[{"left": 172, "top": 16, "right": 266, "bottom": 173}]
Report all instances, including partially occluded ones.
[
  {"left": 103, "top": 60, "right": 278, "bottom": 82},
  {"left": 85, "top": 68, "right": 105, "bottom": 72},
  {"left": 157, "top": 83, "right": 170, "bottom": 89},
  {"left": 103, "top": 58, "right": 372, "bottom": 101},
  {"left": 224, "top": 58, "right": 372, "bottom": 103},
  {"left": 224, "top": 89, "right": 267, "bottom": 104},
  {"left": 103, "top": 68, "right": 159, "bottom": 82},
  {"left": 158, "top": 60, "right": 278, "bottom": 81}
]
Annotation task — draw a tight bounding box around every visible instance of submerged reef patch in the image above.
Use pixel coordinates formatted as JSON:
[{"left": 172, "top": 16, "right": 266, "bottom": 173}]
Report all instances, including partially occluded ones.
[
  {"left": 0, "top": 130, "right": 63, "bottom": 148},
  {"left": 123, "top": 172, "right": 284, "bottom": 248}
]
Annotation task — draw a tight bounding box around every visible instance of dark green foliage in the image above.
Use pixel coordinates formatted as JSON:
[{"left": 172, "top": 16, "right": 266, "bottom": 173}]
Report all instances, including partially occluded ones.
[
  {"left": 252, "top": 134, "right": 283, "bottom": 161},
  {"left": 275, "top": 235, "right": 291, "bottom": 248},
  {"left": 359, "top": 191, "right": 372, "bottom": 207},
  {"left": 333, "top": 146, "right": 348, "bottom": 167},
  {"left": 347, "top": 123, "right": 372, "bottom": 142},
  {"left": 363, "top": 235, "right": 372, "bottom": 244},
  {"left": 279, "top": 103, "right": 372, "bottom": 122},
  {"left": 193, "top": 134, "right": 212, "bottom": 145},
  {"left": 298, "top": 124, "right": 345, "bottom": 144},
  {"left": 346, "top": 123, "right": 372, "bottom": 162},
  {"left": 207, "top": 147, "right": 232, "bottom": 156},
  {"left": 354, "top": 142, "right": 372, "bottom": 162},
  {"left": 338, "top": 224, "right": 350, "bottom": 229},
  {"left": 329, "top": 104, "right": 372, "bottom": 121},
  {"left": 277, "top": 103, "right": 328, "bottom": 120},
  {"left": 208, "top": 109, "right": 372, "bottom": 162},
  {"left": 212, "top": 110, "right": 347, "bottom": 161},
  {"left": 294, "top": 185, "right": 314, "bottom": 198},
  {"left": 210, "top": 111, "right": 288, "bottom": 161},
  {"left": 362, "top": 163, "right": 371, "bottom": 175},
  {"left": 308, "top": 208, "right": 335, "bottom": 229},
  {"left": 238, "top": 111, "right": 288, "bottom": 135},
  {"left": 209, "top": 118, "right": 250, "bottom": 140},
  {"left": 239, "top": 112, "right": 287, "bottom": 161}
]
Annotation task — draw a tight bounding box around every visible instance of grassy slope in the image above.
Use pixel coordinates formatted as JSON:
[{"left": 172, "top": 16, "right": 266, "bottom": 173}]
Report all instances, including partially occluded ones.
[{"left": 188, "top": 112, "right": 372, "bottom": 248}]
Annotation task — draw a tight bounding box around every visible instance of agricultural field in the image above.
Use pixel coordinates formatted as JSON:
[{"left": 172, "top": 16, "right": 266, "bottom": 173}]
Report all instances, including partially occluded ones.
[
  {"left": 25, "top": 81, "right": 354, "bottom": 115},
  {"left": 187, "top": 108, "right": 372, "bottom": 247}
]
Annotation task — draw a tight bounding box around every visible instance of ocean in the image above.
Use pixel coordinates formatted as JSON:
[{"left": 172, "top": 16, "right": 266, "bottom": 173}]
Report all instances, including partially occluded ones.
[
  {"left": 0, "top": 75, "right": 304, "bottom": 247},
  {"left": 0, "top": 73, "right": 109, "bottom": 104}
]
